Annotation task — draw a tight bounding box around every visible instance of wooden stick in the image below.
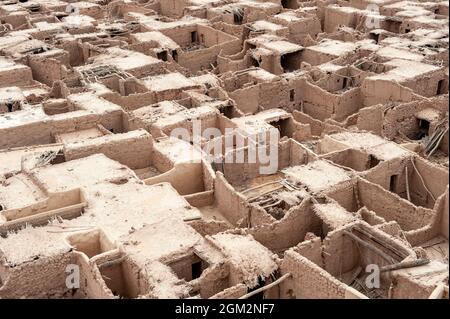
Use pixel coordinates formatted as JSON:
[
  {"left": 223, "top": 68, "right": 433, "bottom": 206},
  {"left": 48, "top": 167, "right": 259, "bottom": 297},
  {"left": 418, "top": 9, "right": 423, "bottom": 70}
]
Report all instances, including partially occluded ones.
[
  {"left": 410, "top": 158, "right": 435, "bottom": 201},
  {"left": 429, "top": 283, "right": 445, "bottom": 299},
  {"left": 425, "top": 129, "right": 443, "bottom": 153},
  {"left": 387, "top": 283, "right": 394, "bottom": 299},
  {"left": 425, "top": 126, "right": 445, "bottom": 153},
  {"left": 279, "top": 180, "right": 295, "bottom": 191},
  {"left": 343, "top": 230, "right": 396, "bottom": 263},
  {"left": 247, "top": 185, "right": 284, "bottom": 202},
  {"left": 238, "top": 273, "right": 291, "bottom": 299},
  {"left": 353, "top": 227, "right": 407, "bottom": 259},
  {"left": 253, "top": 197, "right": 275, "bottom": 206},
  {"left": 241, "top": 180, "right": 282, "bottom": 194},
  {"left": 183, "top": 216, "right": 202, "bottom": 222},
  {"left": 282, "top": 180, "right": 302, "bottom": 190},
  {"left": 425, "top": 121, "right": 447, "bottom": 153},
  {"left": 427, "top": 127, "right": 448, "bottom": 158},
  {"left": 405, "top": 166, "right": 411, "bottom": 202},
  {"left": 262, "top": 200, "right": 282, "bottom": 209},
  {"left": 380, "top": 258, "right": 430, "bottom": 272}
]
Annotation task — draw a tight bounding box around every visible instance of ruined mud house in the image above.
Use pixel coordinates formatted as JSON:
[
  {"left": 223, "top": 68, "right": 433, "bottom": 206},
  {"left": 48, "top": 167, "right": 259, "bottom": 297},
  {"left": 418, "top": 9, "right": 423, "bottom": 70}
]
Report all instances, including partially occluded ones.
[{"left": 0, "top": 0, "right": 448, "bottom": 299}]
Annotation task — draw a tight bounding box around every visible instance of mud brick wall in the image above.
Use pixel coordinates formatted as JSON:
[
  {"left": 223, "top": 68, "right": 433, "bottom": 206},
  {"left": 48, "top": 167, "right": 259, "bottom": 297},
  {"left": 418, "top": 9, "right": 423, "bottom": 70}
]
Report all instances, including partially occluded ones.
[
  {"left": 358, "top": 178, "right": 434, "bottom": 231},
  {"left": 64, "top": 130, "right": 153, "bottom": 169},
  {"left": 280, "top": 249, "right": 348, "bottom": 299},
  {"left": 214, "top": 173, "right": 249, "bottom": 226},
  {"left": 0, "top": 252, "right": 73, "bottom": 298},
  {"left": 249, "top": 199, "right": 322, "bottom": 252}
]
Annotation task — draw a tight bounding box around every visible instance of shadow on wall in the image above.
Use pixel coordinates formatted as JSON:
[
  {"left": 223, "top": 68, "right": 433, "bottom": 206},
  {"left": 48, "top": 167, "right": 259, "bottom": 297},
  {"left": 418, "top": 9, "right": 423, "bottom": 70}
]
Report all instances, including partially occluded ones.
[{"left": 143, "top": 162, "right": 206, "bottom": 195}]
